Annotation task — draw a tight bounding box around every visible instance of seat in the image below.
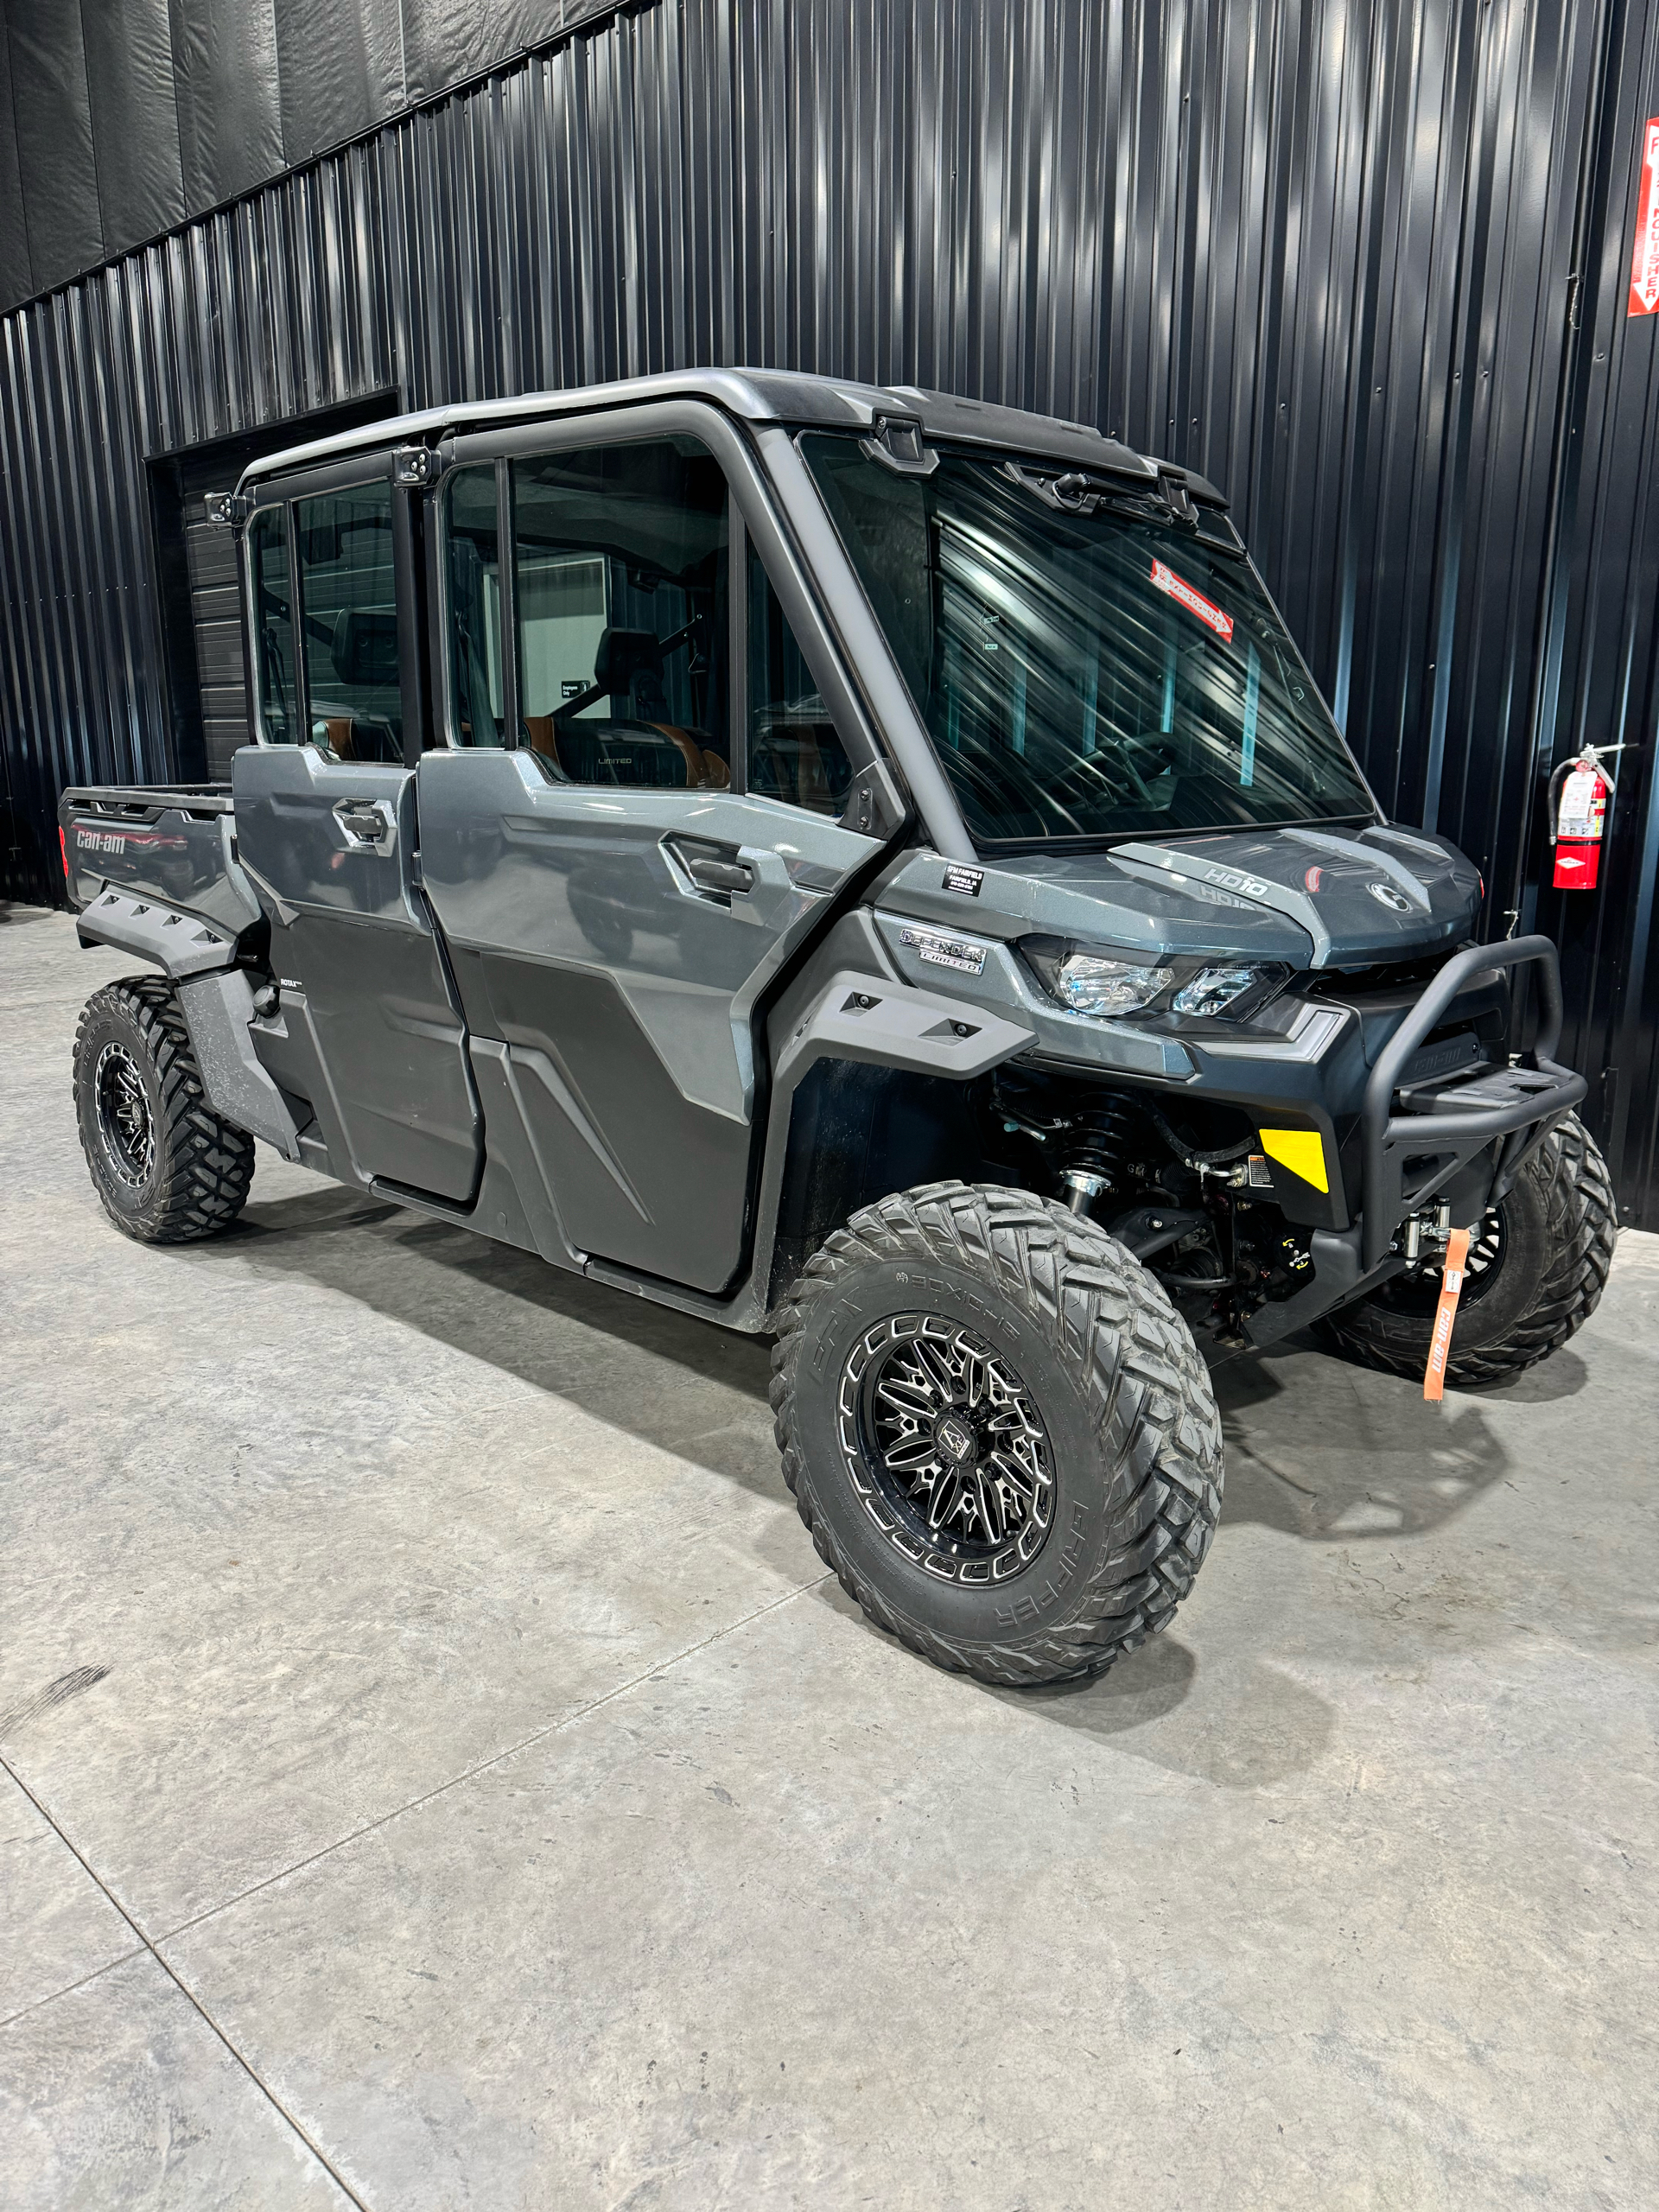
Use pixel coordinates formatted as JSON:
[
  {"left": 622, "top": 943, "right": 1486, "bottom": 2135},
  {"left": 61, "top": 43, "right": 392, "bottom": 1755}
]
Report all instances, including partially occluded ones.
[
  {"left": 332, "top": 607, "right": 400, "bottom": 687},
  {"left": 593, "top": 627, "right": 671, "bottom": 718},
  {"left": 524, "top": 715, "right": 563, "bottom": 771},
  {"left": 751, "top": 718, "right": 847, "bottom": 812}
]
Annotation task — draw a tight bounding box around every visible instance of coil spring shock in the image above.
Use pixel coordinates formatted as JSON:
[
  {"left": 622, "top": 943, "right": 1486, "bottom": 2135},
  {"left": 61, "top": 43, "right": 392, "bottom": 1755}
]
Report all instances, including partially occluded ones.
[{"left": 1057, "top": 1096, "right": 1141, "bottom": 1215}]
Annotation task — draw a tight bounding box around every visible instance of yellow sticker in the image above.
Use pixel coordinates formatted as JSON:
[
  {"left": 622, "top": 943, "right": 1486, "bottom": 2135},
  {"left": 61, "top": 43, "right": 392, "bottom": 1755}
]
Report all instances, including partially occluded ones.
[{"left": 1259, "top": 1128, "right": 1329, "bottom": 1193}]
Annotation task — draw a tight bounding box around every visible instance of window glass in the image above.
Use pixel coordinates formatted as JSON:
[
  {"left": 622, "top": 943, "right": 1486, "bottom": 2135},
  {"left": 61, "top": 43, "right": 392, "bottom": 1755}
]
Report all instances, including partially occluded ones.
[
  {"left": 249, "top": 506, "right": 298, "bottom": 743},
  {"left": 294, "top": 483, "right": 402, "bottom": 764},
  {"left": 747, "top": 550, "right": 852, "bottom": 817},
  {"left": 803, "top": 435, "right": 1372, "bottom": 843},
  {"left": 507, "top": 437, "right": 728, "bottom": 787},
  {"left": 446, "top": 464, "right": 505, "bottom": 746}
]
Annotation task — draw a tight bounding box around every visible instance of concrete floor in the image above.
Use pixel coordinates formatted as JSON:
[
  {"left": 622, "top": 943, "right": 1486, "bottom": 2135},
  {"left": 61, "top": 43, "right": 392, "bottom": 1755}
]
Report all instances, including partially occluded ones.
[{"left": 2, "top": 901, "right": 1655, "bottom": 2211}]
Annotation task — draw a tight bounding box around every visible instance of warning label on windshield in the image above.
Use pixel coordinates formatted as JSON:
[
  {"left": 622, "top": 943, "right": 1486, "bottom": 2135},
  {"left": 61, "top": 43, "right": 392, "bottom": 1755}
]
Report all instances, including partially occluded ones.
[{"left": 1150, "top": 558, "right": 1234, "bottom": 639}]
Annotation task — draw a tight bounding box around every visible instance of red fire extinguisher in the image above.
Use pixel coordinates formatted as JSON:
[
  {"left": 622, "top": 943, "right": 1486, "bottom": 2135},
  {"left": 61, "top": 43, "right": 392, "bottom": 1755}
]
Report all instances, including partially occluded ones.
[{"left": 1548, "top": 743, "right": 1624, "bottom": 890}]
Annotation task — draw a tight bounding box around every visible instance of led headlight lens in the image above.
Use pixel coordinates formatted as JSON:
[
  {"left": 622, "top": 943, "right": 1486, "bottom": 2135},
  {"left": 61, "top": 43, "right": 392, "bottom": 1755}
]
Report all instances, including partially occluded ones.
[
  {"left": 1052, "top": 952, "right": 1174, "bottom": 1017},
  {"left": 1171, "top": 963, "right": 1275, "bottom": 1018}
]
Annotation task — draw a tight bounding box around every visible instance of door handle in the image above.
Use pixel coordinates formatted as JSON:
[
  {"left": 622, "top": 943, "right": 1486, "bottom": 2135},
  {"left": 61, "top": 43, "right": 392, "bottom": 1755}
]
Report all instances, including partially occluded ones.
[
  {"left": 664, "top": 836, "right": 753, "bottom": 899},
  {"left": 685, "top": 855, "right": 753, "bottom": 894},
  {"left": 334, "top": 798, "right": 395, "bottom": 847}
]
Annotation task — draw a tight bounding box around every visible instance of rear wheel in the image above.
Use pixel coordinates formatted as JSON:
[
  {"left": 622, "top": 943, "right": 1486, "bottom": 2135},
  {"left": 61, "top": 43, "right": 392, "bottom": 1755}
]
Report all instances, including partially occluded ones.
[
  {"left": 73, "top": 976, "right": 255, "bottom": 1243},
  {"left": 769, "top": 1182, "right": 1224, "bottom": 1688},
  {"left": 1324, "top": 1113, "right": 1616, "bottom": 1385}
]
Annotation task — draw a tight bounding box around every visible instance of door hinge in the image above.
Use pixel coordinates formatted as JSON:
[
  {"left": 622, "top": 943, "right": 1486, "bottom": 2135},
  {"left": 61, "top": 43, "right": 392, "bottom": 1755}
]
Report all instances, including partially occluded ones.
[{"left": 861, "top": 414, "right": 938, "bottom": 476}]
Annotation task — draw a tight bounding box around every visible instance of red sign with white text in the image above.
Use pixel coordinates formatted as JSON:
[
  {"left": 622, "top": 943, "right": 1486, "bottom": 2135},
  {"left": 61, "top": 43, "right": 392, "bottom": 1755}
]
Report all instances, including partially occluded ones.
[
  {"left": 1630, "top": 118, "right": 1659, "bottom": 316},
  {"left": 1149, "top": 559, "right": 1234, "bottom": 639}
]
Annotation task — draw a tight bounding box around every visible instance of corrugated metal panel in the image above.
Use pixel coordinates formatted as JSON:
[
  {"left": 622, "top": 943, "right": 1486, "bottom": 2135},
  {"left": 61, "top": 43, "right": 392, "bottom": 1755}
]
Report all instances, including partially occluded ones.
[
  {"left": 82, "top": 0, "right": 188, "bottom": 257},
  {"left": 4, "top": 0, "right": 103, "bottom": 294},
  {"left": 0, "top": 0, "right": 1656, "bottom": 1227},
  {"left": 168, "top": 0, "right": 286, "bottom": 218},
  {"left": 0, "top": 0, "right": 654, "bottom": 309}
]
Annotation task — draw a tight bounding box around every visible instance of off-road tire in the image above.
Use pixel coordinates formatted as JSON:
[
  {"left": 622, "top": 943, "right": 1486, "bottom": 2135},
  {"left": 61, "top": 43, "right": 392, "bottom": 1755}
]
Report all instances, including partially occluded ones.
[
  {"left": 770, "top": 1181, "right": 1224, "bottom": 1688},
  {"left": 1323, "top": 1113, "right": 1616, "bottom": 1386},
  {"left": 73, "top": 976, "right": 254, "bottom": 1243}
]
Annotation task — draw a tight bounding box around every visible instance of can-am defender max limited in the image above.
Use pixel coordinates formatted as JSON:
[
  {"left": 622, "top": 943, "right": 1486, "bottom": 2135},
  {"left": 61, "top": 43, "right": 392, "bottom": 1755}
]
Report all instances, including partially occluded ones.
[{"left": 60, "top": 371, "right": 1615, "bottom": 1686}]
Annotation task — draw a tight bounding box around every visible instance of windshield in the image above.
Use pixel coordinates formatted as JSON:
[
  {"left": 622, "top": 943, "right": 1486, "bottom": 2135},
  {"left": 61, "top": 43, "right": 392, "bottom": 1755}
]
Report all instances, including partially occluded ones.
[{"left": 802, "top": 435, "right": 1373, "bottom": 843}]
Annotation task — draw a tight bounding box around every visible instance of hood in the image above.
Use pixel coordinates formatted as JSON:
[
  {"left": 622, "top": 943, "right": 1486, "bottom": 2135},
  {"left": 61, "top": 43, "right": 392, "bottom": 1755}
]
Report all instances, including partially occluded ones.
[{"left": 880, "top": 823, "right": 1481, "bottom": 969}]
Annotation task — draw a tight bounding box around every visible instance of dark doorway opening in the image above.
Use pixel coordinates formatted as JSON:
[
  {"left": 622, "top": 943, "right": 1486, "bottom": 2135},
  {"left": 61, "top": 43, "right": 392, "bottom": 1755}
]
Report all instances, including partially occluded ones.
[{"left": 148, "top": 393, "right": 401, "bottom": 780}]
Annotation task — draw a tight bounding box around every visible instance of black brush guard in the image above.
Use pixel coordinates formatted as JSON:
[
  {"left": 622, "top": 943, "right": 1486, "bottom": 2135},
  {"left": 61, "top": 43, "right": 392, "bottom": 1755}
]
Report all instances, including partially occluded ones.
[
  {"left": 1359, "top": 935, "right": 1586, "bottom": 1270},
  {"left": 1248, "top": 935, "right": 1586, "bottom": 1347}
]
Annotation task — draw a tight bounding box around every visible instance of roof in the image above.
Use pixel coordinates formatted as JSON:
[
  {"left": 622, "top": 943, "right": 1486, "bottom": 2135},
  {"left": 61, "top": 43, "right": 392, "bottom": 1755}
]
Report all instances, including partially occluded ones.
[{"left": 238, "top": 367, "right": 1226, "bottom": 503}]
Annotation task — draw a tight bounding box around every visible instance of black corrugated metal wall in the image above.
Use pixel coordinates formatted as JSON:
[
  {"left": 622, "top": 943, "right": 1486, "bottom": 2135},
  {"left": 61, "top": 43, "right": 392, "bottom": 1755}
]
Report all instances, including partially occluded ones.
[{"left": 1, "top": 0, "right": 1656, "bottom": 1225}]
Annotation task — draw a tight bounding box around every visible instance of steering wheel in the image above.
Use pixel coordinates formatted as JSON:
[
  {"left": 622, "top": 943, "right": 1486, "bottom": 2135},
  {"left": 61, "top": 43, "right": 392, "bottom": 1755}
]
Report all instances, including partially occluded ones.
[{"left": 1049, "top": 732, "right": 1176, "bottom": 813}]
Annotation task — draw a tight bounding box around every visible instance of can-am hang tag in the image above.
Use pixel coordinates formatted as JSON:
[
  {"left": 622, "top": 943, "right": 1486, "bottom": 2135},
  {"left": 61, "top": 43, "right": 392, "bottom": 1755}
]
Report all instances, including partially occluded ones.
[{"left": 1149, "top": 559, "right": 1234, "bottom": 639}]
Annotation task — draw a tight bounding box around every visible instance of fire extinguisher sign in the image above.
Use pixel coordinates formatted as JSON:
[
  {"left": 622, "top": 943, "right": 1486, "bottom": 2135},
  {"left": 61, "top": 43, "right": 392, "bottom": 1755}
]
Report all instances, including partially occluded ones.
[{"left": 1630, "top": 117, "right": 1659, "bottom": 316}]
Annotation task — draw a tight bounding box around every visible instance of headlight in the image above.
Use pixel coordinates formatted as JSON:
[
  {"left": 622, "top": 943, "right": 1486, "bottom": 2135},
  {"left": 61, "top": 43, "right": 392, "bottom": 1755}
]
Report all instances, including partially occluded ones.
[
  {"left": 1050, "top": 952, "right": 1174, "bottom": 1016},
  {"left": 1023, "top": 939, "right": 1289, "bottom": 1022},
  {"left": 1172, "top": 964, "right": 1276, "bottom": 1017}
]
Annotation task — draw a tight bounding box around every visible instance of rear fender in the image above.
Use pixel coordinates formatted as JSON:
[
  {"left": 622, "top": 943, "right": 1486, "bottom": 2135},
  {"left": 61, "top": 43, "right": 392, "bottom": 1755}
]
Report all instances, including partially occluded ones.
[
  {"left": 75, "top": 885, "right": 244, "bottom": 978},
  {"left": 75, "top": 887, "right": 302, "bottom": 1162}
]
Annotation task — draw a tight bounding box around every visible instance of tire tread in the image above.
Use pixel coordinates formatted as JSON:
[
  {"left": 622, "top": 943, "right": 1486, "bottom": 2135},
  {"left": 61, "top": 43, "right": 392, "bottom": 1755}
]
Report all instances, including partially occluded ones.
[
  {"left": 769, "top": 1181, "right": 1224, "bottom": 1688},
  {"left": 74, "top": 976, "right": 254, "bottom": 1243}
]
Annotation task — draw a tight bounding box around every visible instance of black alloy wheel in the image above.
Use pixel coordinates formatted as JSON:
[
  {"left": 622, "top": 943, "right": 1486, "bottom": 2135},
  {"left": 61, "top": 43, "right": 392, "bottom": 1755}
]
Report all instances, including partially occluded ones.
[
  {"left": 93, "top": 1040, "right": 156, "bottom": 1189},
  {"left": 842, "top": 1316, "right": 1053, "bottom": 1583}
]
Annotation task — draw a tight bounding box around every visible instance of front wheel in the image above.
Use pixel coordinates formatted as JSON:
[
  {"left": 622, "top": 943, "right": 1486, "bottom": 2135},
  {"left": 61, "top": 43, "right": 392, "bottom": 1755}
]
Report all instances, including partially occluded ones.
[
  {"left": 769, "top": 1183, "right": 1224, "bottom": 1688},
  {"left": 1324, "top": 1113, "right": 1617, "bottom": 1386},
  {"left": 73, "top": 976, "right": 255, "bottom": 1243}
]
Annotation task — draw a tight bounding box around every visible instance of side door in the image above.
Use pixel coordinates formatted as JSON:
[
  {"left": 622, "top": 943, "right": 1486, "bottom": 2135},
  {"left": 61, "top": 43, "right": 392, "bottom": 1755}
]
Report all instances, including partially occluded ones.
[
  {"left": 416, "top": 407, "right": 890, "bottom": 1294},
  {"left": 234, "top": 460, "right": 482, "bottom": 1203}
]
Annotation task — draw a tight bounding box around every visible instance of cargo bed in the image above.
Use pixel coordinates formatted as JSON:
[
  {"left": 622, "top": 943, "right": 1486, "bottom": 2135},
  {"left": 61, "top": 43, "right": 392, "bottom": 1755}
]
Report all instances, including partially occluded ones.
[{"left": 60, "top": 782, "right": 260, "bottom": 953}]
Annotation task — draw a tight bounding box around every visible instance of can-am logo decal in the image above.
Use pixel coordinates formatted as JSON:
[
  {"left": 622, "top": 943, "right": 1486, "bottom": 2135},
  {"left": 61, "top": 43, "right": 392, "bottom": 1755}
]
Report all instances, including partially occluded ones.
[
  {"left": 1149, "top": 559, "right": 1234, "bottom": 639},
  {"left": 1368, "top": 881, "right": 1413, "bottom": 913},
  {"left": 73, "top": 825, "right": 185, "bottom": 855}
]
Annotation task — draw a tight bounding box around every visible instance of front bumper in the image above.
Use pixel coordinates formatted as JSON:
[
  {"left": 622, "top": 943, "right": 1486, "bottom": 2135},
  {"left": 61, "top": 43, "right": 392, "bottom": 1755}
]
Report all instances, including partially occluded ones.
[
  {"left": 1358, "top": 934, "right": 1586, "bottom": 1268},
  {"left": 1246, "top": 935, "right": 1586, "bottom": 1345}
]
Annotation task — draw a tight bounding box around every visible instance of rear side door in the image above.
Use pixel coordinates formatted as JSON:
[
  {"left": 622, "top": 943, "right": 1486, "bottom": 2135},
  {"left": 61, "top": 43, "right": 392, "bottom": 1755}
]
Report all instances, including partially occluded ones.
[
  {"left": 234, "top": 459, "right": 482, "bottom": 1203},
  {"left": 416, "top": 405, "right": 890, "bottom": 1294}
]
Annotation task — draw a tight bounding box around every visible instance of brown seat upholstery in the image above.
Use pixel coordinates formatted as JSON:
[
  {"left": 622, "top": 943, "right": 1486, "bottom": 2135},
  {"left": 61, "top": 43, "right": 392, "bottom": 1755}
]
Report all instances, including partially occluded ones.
[
  {"left": 524, "top": 715, "right": 562, "bottom": 770},
  {"left": 647, "top": 723, "right": 714, "bottom": 786}
]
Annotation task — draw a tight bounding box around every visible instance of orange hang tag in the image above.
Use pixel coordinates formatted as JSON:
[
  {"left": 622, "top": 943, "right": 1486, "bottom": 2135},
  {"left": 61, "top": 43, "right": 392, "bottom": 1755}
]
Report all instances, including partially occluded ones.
[{"left": 1422, "top": 1226, "right": 1472, "bottom": 1402}]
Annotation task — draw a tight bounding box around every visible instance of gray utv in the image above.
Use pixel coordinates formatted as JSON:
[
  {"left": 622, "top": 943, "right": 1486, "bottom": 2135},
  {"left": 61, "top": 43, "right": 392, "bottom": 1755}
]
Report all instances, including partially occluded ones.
[{"left": 60, "top": 370, "right": 1613, "bottom": 1687}]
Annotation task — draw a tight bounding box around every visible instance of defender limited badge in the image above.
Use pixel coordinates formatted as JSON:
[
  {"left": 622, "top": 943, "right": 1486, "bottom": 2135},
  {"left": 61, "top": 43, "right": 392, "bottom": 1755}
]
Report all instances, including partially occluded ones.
[
  {"left": 899, "top": 925, "right": 988, "bottom": 976},
  {"left": 1368, "top": 881, "right": 1413, "bottom": 913}
]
